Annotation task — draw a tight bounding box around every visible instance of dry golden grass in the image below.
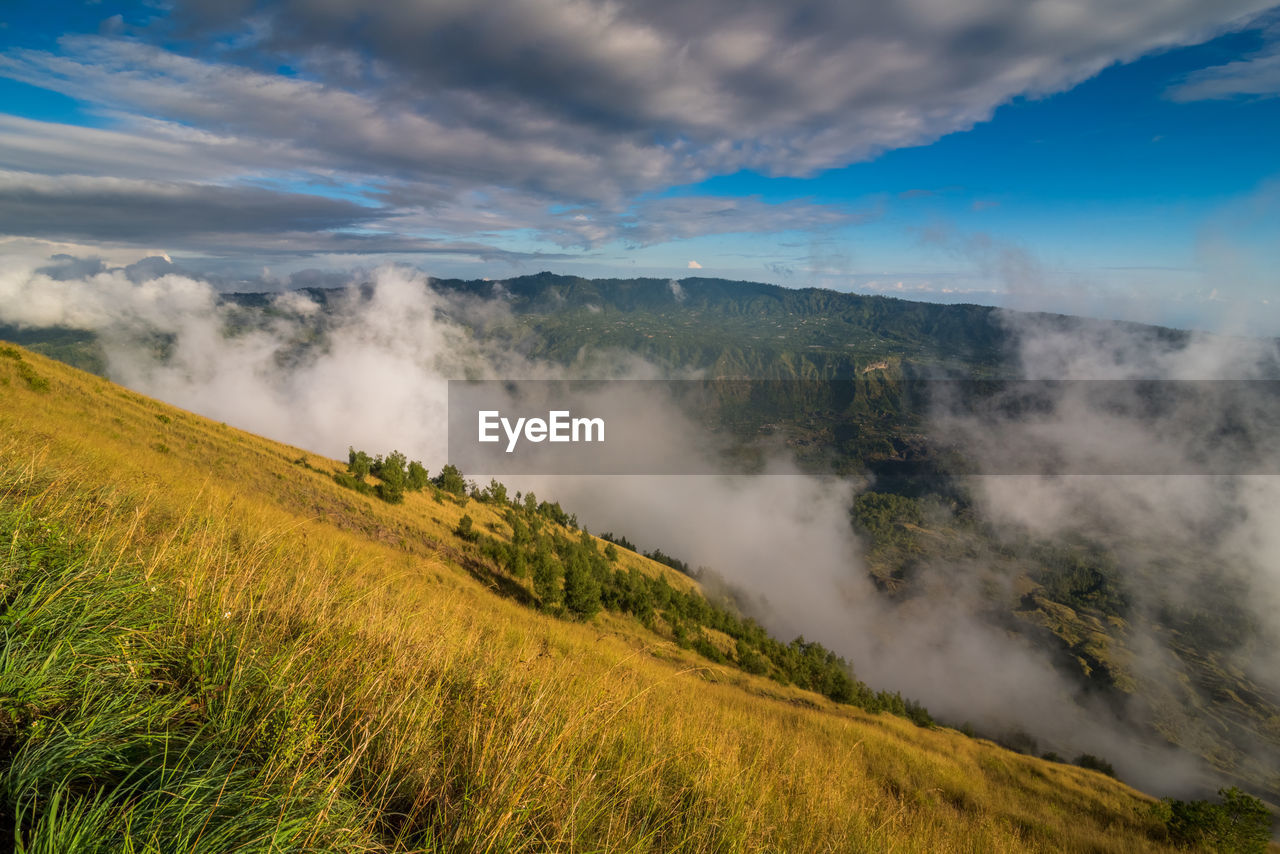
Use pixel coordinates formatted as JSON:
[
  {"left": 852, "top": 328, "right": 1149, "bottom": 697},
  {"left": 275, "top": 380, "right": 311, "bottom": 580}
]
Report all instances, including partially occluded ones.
[{"left": 0, "top": 343, "right": 1182, "bottom": 851}]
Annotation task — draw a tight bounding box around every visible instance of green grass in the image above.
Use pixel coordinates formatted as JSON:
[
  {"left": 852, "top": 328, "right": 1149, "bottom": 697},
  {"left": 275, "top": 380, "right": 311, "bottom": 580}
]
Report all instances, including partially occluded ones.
[{"left": 0, "top": 473, "right": 376, "bottom": 852}]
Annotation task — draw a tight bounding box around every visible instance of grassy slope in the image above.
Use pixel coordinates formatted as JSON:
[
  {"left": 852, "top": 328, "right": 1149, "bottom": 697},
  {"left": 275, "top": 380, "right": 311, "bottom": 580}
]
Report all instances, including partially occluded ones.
[{"left": 0, "top": 344, "right": 1178, "bottom": 852}]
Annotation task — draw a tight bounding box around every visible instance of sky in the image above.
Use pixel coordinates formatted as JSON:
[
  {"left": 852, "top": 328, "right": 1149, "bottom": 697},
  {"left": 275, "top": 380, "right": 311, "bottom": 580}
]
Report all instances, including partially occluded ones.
[{"left": 0, "top": 0, "right": 1278, "bottom": 332}]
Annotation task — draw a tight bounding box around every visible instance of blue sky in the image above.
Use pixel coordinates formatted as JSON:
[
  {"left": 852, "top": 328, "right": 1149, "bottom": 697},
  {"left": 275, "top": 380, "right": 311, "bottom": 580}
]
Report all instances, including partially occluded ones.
[{"left": 1, "top": 0, "right": 1278, "bottom": 332}]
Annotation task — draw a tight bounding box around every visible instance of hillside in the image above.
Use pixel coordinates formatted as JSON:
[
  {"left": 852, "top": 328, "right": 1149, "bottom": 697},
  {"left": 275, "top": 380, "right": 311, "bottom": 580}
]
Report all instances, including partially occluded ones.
[{"left": 0, "top": 342, "right": 1220, "bottom": 850}]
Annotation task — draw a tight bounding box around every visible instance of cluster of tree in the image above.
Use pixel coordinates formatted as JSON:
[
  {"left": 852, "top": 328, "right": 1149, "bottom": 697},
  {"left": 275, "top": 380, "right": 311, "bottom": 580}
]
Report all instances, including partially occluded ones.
[
  {"left": 465, "top": 496, "right": 932, "bottom": 726},
  {"left": 599, "top": 531, "right": 636, "bottom": 552},
  {"left": 1155, "top": 787, "right": 1271, "bottom": 853},
  {"left": 490, "top": 489, "right": 577, "bottom": 529},
  {"left": 1072, "top": 753, "right": 1116, "bottom": 777},
  {"left": 334, "top": 452, "right": 588, "bottom": 536},
  {"left": 1158, "top": 572, "right": 1258, "bottom": 655},
  {"left": 851, "top": 492, "right": 927, "bottom": 559},
  {"left": 329, "top": 452, "right": 934, "bottom": 724},
  {"left": 853, "top": 491, "right": 1134, "bottom": 623},
  {"left": 1030, "top": 544, "right": 1129, "bottom": 618},
  {"left": 597, "top": 532, "right": 696, "bottom": 579},
  {"left": 338, "top": 447, "right": 430, "bottom": 503},
  {"left": 642, "top": 547, "right": 691, "bottom": 576}
]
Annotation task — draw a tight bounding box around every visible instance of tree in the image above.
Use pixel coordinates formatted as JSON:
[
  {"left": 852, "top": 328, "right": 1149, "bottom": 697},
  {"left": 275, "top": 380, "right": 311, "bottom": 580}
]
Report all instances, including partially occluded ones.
[
  {"left": 1164, "top": 787, "right": 1271, "bottom": 853},
  {"left": 347, "top": 447, "right": 372, "bottom": 479},
  {"left": 377, "top": 450, "right": 408, "bottom": 485},
  {"left": 509, "top": 515, "right": 530, "bottom": 547},
  {"left": 455, "top": 514, "right": 477, "bottom": 542},
  {"left": 406, "top": 460, "right": 430, "bottom": 490},
  {"left": 376, "top": 480, "right": 404, "bottom": 504},
  {"left": 563, "top": 552, "right": 601, "bottom": 620},
  {"left": 509, "top": 549, "right": 527, "bottom": 578},
  {"left": 434, "top": 464, "right": 467, "bottom": 495},
  {"left": 736, "top": 638, "right": 769, "bottom": 675},
  {"left": 532, "top": 552, "right": 562, "bottom": 609},
  {"left": 483, "top": 478, "right": 508, "bottom": 504},
  {"left": 370, "top": 452, "right": 405, "bottom": 504},
  {"left": 1073, "top": 754, "right": 1115, "bottom": 778}
]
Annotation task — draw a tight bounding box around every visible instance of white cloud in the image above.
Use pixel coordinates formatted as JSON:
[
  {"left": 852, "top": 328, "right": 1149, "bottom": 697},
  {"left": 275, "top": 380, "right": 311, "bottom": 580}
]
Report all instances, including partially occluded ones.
[
  {"left": 686, "top": 260, "right": 702, "bottom": 269},
  {"left": 1166, "top": 32, "right": 1280, "bottom": 100}
]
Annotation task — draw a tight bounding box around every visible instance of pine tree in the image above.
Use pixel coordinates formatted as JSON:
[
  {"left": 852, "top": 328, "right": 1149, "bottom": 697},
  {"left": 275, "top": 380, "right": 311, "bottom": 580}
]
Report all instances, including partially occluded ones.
[
  {"left": 533, "top": 552, "right": 562, "bottom": 609},
  {"left": 563, "top": 552, "right": 601, "bottom": 619}
]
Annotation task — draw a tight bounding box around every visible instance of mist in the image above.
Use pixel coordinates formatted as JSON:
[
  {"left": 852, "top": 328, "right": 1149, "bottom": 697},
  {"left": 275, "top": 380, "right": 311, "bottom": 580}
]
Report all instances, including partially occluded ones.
[{"left": 2, "top": 260, "right": 1276, "bottom": 797}]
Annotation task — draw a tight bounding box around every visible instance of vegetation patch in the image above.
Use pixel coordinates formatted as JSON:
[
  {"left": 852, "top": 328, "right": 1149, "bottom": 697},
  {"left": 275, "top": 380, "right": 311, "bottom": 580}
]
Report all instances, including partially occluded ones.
[{"left": 1155, "top": 787, "right": 1271, "bottom": 853}]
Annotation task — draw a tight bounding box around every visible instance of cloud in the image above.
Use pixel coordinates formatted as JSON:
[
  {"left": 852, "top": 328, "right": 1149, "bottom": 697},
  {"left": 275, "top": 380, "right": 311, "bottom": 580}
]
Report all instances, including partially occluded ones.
[
  {"left": 389, "top": 191, "right": 873, "bottom": 251},
  {"left": 0, "top": 114, "right": 292, "bottom": 183},
  {"left": 0, "top": 170, "right": 383, "bottom": 241},
  {"left": 0, "top": 170, "right": 578, "bottom": 265},
  {"left": 0, "top": 36, "right": 686, "bottom": 203},
  {"left": 98, "top": 14, "right": 125, "bottom": 36},
  {"left": 35, "top": 253, "right": 109, "bottom": 280},
  {"left": 1166, "top": 22, "right": 1280, "bottom": 101},
  {"left": 0, "top": 1, "right": 1272, "bottom": 260},
  {"left": 686, "top": 260, "right": 702, "bottom": 269},
  {"left": 160, "top": 0, "right": 1272, "bottom": 177},
  {"left": 611, "top": 195, "right": 878, "bottom": 248},
  {"left": 1166, "top": 48, "right": 1280, "bottom": 100},
  {"left": 926, "top": 312, "right": 1280, "bottom": 791}
]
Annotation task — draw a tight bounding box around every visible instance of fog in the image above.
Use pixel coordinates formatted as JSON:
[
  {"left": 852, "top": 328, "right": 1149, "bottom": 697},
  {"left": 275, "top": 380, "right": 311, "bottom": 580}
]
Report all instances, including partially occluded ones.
[{"left": 2, "top": 260, "right": 1276, "bottom": 797}]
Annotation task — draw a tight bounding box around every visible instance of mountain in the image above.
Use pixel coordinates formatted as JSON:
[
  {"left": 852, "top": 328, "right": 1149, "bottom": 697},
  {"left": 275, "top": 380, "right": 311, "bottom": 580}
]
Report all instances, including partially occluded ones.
[
  {"left": 0, "top": 341, "right": 1226, "bottom": 851},
  {"left": 3, "top": 271, "right": 1277, "bottom": 845}
]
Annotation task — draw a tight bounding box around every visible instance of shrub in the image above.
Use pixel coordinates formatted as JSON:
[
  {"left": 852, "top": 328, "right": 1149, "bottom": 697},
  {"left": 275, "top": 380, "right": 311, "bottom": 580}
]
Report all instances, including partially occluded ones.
[
  {"left": 334, "top": 472, "right": 373, "bottom": 496},
  {"left": 692, "top": 634, "right": 726, "bottom": 664},
  {"left": 16, "top": 361, "right": 50, "bottom": 392},
  {"left": 376, "top": 480, "right": 404, "bottom": 504}
]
